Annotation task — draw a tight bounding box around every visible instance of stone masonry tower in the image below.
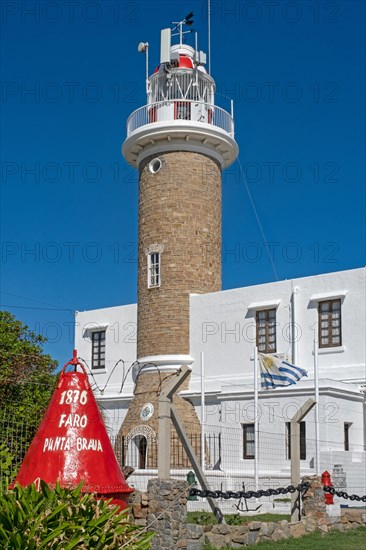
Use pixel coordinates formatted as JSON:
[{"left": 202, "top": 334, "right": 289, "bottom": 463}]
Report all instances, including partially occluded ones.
[{"left": 117, "top": 16, "right": 238, "bottom": 469}]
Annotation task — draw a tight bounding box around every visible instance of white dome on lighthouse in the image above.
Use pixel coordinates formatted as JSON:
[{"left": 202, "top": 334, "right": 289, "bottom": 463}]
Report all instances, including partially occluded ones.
[
  {"left": 153, "top": 44, "right": 208, "bottom": 74},
  {"left": 171, "top": 43, "right": 195, "bottom": 58}
]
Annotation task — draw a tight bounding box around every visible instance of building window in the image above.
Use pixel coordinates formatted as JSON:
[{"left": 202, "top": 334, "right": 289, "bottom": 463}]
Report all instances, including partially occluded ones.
[
  {"left": 318, "top": 299, "right": 342, "bottom": 348},
  {"left": 256, "top": 308, "right": 277, "bottom": 353},
  {"left": 344, "top": 423, "right": 351, "bottom": 451},
  {"left": 243, "top": 424, "right": 255, "bottom": 459},
  {"left": 286, "top": 422, "right": 306, "bottom": 460},
  {"left": 91, "top": 330, "right": 106, "bottom": 369},
  {"left": 148, "top": 252, "right": 160, "bottom": 288}
]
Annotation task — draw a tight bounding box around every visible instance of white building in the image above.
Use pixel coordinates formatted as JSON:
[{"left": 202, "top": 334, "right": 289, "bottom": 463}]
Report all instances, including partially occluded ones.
[{"left": 75, "top": 266, "right": 366, "bottom": 509}]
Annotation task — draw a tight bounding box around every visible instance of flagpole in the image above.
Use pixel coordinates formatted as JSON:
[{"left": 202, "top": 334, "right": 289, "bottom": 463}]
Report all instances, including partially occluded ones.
[
  {"left": 291, "top": 286, "right": 299, "bottom": 365},
  {"left": 254, "top": 345, "right": 259, "bottom": 491},
  {"left": 200, "top": 351, "right": 206, "bottom": 472},
  {"left": 208, "top": 0, "right": 211, "bottom": 75},
  {"left": 313, "top": 337, "right": 320, "bottom": 475}
]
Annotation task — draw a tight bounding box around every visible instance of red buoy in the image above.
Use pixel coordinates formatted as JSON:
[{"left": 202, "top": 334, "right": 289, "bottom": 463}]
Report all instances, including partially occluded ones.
[{"left": 12, "top": 350, "right": 133, "bottom": 509}]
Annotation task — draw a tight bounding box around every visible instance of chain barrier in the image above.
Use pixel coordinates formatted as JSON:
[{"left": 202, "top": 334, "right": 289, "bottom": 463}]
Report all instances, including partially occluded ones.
[
  {"left": 323, "top": 486, "right": 366, "bottom": 503},
  {"left": 189, "top": 481, "right": 310, "bottom": 500},
  {"left": 189, "top": 482, "right": 366, "bottom": 503}
]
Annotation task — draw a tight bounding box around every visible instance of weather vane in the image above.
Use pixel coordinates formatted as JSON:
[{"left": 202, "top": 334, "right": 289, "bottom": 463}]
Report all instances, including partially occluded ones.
[{"left": 171, "top": 12, "right": 194, "bottom": 46}]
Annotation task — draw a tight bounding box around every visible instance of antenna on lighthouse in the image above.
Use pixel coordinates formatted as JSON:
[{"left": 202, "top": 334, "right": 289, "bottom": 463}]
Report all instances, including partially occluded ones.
[
  {"left": 137, "top": 41, "right": 149, "bottom": 95},
  {"left": 160, "top": 28, "right": 171, "bottom": 64}
]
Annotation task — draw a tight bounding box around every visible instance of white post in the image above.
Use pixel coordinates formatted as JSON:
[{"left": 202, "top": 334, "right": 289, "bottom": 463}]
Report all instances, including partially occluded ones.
[
  {"left": 292, "top": 286, "right": 299, "bottom": 365},
  {"left": 254, "top": 346, "right": 259, "bottom": 491},
  {"left": 179, "top": 21, "right": 183, "bottom": 47},
  {"left": 145, "top": 44, "right": 149, "bottom": 96},
  {"left": 361, "top": 387, "right": 366, "bottom": 451},
  {"left": 200, "top": 351, "right": 206, "bottom": 471},
  {"left": 158, "top": 390, "right": 172, "bottom": 479},
  {"left": 313, "top": 337, "right": 320, "bottom": 475}
]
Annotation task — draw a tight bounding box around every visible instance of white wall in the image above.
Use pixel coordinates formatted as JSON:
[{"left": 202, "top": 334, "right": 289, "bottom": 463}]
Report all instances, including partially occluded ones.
[
  {"left": 189, "top": 267, "right": 366, "bottom": 393},
  {"left": 75, "top": 303, "right": 137, "bottom": 397}
]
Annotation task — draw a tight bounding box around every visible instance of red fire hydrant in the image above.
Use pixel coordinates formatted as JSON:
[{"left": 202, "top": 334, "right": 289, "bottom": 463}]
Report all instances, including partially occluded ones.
[{"left": 322, "top": 470, "right": 334, "bottom": 505}]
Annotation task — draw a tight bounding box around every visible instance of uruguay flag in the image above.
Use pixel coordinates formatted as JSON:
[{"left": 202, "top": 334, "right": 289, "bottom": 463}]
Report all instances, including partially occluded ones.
[{"left": 259, "top": 353, "right": 308, "bottom": 390}]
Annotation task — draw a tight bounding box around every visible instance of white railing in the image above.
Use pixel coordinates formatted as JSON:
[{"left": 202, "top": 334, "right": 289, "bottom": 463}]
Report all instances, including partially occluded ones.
[{"left": 126, "top": 100, "right": 234, "bottom": 138}]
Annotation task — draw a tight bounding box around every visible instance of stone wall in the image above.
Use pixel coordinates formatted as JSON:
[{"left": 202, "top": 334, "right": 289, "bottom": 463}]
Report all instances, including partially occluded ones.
[
  {"left": 129, "top": 487, "right": 149, "bottom": 526},
  {"left": 129, "top": 476, "right": 366, "bottom": 549},
  {"left": 184, "top": 510, "right": 366, "bottom": 549},
  {"left": 146, "top": 479, "right": 189, "bottom": 550}
]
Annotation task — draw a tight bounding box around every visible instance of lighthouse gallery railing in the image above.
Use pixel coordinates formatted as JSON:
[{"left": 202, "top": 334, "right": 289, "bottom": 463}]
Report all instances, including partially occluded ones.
[{"left": 126, "top": 100, "right": 234, "bottom": 138}]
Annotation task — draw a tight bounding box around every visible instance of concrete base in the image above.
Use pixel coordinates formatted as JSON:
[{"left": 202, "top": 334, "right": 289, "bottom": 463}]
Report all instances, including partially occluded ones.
[
  {"left": 326, "top": 503, "right": 341, "bottom": 522},
  {"left": 134, "top": 355, "right": 194, "bottom": 378}
]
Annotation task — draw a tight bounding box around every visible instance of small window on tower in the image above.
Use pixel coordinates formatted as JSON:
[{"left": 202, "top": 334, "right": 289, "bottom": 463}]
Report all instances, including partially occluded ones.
[
  {"left": 148, "top": 252, "right": 161, "bottom": 288},
  {"left": 149, "top": 158, "right": 162, "bottom": 174}
]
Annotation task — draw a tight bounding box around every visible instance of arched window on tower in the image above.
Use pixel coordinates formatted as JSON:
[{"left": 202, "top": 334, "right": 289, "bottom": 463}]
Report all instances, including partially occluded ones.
[{"left": 126, "top": 435, "right": 148, "bottom": 469}]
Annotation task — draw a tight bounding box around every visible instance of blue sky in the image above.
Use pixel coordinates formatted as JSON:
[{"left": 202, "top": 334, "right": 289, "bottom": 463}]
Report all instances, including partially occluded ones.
[{"left": 1, "top": 0, "right": 365, "bottom": 365}]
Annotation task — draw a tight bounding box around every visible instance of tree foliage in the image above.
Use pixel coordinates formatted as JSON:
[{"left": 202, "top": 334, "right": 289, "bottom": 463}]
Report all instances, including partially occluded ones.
[
  {"left": 0, "top": 311, "right": 58, "bottom": 465},
  {"left": 0, "top": 445, "right": 16, "bottom": 494}
]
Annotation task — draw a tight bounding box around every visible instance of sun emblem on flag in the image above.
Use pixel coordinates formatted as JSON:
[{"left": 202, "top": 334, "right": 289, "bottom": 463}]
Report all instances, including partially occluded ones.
[{"left": 261, "top": 355, "right": 276, "bottom": 371}]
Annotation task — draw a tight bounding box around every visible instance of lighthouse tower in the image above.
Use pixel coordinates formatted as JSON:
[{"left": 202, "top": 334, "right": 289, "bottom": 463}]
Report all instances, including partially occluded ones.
[{"left": 118, "top": 16, "right": 238, "bottom": 468}]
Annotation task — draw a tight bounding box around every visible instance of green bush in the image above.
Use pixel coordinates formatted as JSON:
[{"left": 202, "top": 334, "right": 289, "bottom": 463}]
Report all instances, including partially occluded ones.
[
  {"left": 187, "top": 511, "right": 290, "bottom": 525},
  {"left": 187, "top": 511, "right": 217, "bottom": 525},
  {"left": 0, "top": 480, "right": 154, "bottom": 549}
]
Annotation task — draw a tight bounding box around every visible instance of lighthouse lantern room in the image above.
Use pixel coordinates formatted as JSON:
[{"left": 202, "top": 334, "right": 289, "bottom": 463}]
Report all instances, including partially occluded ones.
[{"left": 123, "top": 16, "right": 238, "bottom": 169}]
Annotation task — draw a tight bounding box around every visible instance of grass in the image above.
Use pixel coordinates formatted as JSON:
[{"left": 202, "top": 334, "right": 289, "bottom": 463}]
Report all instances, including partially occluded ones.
[
  {"left": 203, "top": 526, "right": 366, "bottom": 550},
  {"left": 187, "top": 511, "right": 290, "bottom": 525}
]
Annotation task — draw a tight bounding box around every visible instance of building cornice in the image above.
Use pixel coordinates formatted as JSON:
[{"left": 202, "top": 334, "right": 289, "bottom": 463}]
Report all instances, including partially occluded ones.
[{"left": 181, "top": 378, "right": 364, "bottom": 402}]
